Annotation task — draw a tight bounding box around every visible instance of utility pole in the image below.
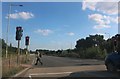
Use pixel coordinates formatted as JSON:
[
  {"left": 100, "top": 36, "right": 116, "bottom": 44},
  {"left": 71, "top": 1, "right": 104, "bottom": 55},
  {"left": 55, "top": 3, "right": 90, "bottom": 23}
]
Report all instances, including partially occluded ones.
[{"left": 6, "top": 4, "right": 11, "bottom": 58}]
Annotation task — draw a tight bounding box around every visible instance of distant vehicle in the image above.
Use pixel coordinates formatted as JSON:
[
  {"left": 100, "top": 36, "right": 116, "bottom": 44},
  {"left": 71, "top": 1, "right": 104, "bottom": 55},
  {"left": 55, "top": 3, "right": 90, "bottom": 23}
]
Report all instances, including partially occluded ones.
[{"left": 105, "top": 52, "right": 120, "bottom": 72}]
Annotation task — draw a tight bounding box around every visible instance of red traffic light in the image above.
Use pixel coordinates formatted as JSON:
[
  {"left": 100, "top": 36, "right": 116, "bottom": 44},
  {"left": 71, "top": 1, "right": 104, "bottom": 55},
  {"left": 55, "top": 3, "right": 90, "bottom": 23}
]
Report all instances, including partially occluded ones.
[
  {"left": 16, "top": 26, "right": 22, "bottom": 31},
  {"left": 25, "top": 36, "right": 29, "bottom": 45},
  {"left": 26, "top": 36, "right": 29, "bottom": 39},
  {"left": 16, "top": 26, "right": 23, "bottom": 40},
  {"left": 26, "top": 37, "right": 29, "bottom": 39}
]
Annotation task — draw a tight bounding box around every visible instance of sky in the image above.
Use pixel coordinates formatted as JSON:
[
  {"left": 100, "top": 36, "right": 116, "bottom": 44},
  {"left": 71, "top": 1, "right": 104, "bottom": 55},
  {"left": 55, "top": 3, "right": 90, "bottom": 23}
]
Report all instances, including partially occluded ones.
[{"left": 2, "top": 1, "right": 119, "bottom": 51}]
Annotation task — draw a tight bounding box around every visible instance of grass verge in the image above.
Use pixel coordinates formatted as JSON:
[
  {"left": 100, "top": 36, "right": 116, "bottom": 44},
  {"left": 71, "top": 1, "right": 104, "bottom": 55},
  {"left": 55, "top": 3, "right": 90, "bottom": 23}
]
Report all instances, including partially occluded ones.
[{"left": 2, "top": 66, "right": 25, "bottom": 77}]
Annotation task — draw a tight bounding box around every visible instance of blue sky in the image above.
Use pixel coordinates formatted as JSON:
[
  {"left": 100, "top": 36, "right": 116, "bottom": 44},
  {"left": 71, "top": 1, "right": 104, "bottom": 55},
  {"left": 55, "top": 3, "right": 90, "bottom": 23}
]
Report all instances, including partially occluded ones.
[{"left": 2, "top": 2, "right": 118, "bottom": 51}]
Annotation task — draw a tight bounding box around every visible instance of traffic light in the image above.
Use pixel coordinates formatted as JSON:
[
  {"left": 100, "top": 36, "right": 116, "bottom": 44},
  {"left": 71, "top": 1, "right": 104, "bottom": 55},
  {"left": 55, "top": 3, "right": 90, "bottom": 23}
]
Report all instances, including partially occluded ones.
[
  {"left": 16, "top": 26, "right": 23, "bottom": 40},
  {"left": 25, "top": 36, "right": 29, "bottom": 46}
]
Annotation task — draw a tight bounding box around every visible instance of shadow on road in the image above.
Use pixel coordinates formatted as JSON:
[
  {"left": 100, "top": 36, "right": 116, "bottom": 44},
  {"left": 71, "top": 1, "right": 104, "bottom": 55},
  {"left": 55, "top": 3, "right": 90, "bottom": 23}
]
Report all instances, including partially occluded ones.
[{"left": 58, "top": 70, "right": 120, "bottom": 79}]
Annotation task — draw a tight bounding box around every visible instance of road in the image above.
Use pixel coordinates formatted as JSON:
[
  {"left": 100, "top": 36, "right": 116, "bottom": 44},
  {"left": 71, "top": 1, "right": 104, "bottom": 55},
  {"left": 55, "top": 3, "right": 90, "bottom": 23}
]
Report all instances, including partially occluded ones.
[{"left": 18, "top": 55, "right": 120, "bottom": 78}]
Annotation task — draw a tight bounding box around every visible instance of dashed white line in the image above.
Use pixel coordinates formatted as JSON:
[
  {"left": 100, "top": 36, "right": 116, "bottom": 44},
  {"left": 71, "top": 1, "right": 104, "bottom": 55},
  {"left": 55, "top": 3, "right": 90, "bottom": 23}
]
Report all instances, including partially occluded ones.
[{"left": 29, "top": 71, "right": 72, "bottom": 78}]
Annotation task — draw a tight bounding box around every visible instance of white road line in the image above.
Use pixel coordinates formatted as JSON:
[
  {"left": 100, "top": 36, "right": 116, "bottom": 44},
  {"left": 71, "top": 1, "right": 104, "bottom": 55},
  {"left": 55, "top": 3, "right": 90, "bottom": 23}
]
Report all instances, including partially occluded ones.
[
  {"left": 29, "top": 75, "right": 32, "bottom": 79},
  {"left": 29, "top": 72, "right": 72, "bottom": 79},
  {"left": 29, "top": 72, "right": 72, "bottom": 78},
  {"left": 30, "top": 72, "right": 72, "bottom": 75}
]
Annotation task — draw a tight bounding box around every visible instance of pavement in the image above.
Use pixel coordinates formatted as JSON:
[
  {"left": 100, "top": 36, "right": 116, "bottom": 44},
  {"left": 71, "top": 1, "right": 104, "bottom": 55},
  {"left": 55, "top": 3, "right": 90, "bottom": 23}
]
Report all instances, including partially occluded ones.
[{"left": 25, "top": 65, "right": 106, "bottom": 77}]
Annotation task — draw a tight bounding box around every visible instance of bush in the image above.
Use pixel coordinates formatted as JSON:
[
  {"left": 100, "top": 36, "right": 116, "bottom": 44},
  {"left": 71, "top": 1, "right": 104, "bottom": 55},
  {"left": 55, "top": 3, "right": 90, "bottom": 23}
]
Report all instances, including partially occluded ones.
[
  {"left": 85, "top": 47, "right": 98, "bottom": 58},
  {"left": 85, "top": 47, "right": 107, "bottom": 59},
  {"left": 58, "top": 52, "right": 80, "bottom": 58}
]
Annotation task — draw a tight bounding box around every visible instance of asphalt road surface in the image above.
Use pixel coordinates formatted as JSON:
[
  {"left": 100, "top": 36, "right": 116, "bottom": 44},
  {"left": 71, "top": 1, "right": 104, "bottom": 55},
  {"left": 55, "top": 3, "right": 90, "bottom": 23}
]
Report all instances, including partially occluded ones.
[
  {"left": 33, "top": 55, "right": 104, "bottom": 67},
  {"left": 19, "top": 55, "right": 120, "bottom": 78}
]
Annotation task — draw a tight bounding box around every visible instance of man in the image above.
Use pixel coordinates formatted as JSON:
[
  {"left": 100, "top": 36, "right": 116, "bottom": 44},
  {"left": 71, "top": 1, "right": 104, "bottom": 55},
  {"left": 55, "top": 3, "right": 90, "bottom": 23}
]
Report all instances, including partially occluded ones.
[{"left": 35, "top": 51, "right": 43, "bottom": 65}]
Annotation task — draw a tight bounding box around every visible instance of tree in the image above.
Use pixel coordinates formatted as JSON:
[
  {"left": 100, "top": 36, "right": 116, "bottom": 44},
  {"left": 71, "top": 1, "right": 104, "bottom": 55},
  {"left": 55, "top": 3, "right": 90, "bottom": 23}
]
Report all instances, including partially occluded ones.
[
  {"left": 75, "top": 34, "right": 105, "bottom": 58},
  {"left": 1, "top": 39, "right": 6, "bottom": 49}
]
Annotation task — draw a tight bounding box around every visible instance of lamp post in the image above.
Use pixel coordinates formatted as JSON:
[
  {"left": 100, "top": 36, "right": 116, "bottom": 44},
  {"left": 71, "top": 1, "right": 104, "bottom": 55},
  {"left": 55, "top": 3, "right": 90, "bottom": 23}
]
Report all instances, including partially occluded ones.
[{"left": 6, "top": 4, "right": 23, "bottom": 58}]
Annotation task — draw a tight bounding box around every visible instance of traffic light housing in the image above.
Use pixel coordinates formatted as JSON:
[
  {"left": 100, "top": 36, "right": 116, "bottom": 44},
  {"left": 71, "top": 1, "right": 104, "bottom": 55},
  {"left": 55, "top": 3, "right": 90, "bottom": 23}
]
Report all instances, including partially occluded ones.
[
  {"left": 25, "top": 36, "right": 29, "bottom": 46},
  {"left": 16, "top": 26, "right": 23, "bottom": 40}
]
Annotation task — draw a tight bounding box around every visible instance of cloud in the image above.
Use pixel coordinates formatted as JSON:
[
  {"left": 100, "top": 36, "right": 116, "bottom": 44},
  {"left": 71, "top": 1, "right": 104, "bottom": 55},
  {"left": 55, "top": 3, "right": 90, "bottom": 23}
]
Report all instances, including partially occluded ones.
[
  {"left": 88, "top": 14, "right": 108, "bottom": 25},
  {"left": 82, "top": 0, "right": 118, "bottom": 15},
  {"left": 35, "top": 29, "right": 53, "bottom": 36},
  {"left": 93, "top": 25, "right": 111, "bottom": 29},
  {"left": 82, "top": 1, "right": 97, "bottom": 11},
  {"left": 88, "top": 13, "right": 118, "bottom": 29},
  {"left": 82, "top": 0, "right": 119, "bottom": 32},
  {"left": 89, "top": 14, "right": 118, "bottom": 24},
  {"left": 97, "top": 2, "right": 118, "bottom": 15},
  {"left": 67, "top": 32, "right": 75, "bottom": 36},
  {"left": 6, "top": 11, "right": 34, "bottom": 20}
]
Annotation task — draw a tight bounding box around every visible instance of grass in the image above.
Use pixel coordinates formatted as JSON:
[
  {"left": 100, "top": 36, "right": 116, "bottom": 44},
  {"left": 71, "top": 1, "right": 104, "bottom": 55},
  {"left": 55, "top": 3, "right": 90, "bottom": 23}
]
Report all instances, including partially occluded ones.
[
  {"left": 2, "top": 66, "right": 25, "bottom": 77},
  {"left": 2, "top": 54, "right": 31, "bottom": 77}
]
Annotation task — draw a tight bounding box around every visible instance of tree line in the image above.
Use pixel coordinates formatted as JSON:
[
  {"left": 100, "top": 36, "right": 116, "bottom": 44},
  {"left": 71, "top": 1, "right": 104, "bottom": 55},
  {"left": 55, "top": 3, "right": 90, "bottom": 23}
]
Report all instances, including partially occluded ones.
[
  {"left": 1, "top": 34, "right": 120, "bottom": 59},
  {"left": 75, "top": 34, "right": 119, "bottom": 59},
  {"left": 37, "top": 34, "right": 120, "bottom": 59},
  {"left": 1, "top": 38, "right": 29, "bottom": 57}
]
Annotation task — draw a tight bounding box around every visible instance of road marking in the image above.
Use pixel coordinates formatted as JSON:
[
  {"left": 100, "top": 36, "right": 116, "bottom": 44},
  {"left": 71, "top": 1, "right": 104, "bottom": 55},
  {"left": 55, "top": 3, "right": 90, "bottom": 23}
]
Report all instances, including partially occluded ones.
[
  {"left": 30, "top": 72, "right": 72, "bottom": 75},
  {"left": 29, "top": 71, "right": 72, "bottom": 78},
  {"left": 29, "top": 75, "right": 32, "bottom": 79},
  {"left": 29, "top": 72, "right": 72, "bottom": 79}
]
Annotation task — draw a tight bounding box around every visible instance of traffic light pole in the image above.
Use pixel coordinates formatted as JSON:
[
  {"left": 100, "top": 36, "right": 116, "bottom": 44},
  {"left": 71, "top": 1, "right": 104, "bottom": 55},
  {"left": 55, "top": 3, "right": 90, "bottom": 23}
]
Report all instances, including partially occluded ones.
[
  {"left": 17, "top": 40, "right": 20, "bottom": 65},
  {"left": 26, "top": 45, "right": 29, "bottom": 62},
  {"left": 25, "top": 36, "right": 29, "bottom": 62}
]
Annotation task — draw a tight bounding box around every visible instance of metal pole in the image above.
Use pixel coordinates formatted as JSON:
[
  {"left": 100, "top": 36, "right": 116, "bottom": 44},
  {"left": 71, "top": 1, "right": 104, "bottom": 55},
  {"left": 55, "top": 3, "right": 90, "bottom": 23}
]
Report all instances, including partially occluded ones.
[
  {"left": 6, "top": 4, "right": 23, "bottom": 59},
  {"left": 6, "top": 4, "right": 11, "bottom": 58},
  {"left": 17, "top": 40, "right": 20, "bottom": 65},
  {"left": 26, "top": 45, "right": 28, "bottom": 62}
]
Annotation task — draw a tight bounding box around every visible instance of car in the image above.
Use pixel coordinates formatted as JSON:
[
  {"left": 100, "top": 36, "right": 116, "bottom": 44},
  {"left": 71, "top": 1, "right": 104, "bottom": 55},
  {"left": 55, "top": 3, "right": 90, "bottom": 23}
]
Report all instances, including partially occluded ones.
[{"left": 105, "top": 52, "right": 120, "bottom": 72}]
